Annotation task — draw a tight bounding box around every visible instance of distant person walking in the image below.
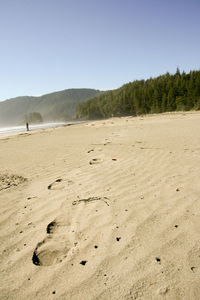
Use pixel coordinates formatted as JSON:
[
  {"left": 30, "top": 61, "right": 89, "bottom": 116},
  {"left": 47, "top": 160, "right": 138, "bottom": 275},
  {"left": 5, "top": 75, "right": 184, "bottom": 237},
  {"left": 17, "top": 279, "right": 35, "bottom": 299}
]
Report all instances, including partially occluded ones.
[{"left": 26, "top": 122, "right": 29, "bottom": 131}]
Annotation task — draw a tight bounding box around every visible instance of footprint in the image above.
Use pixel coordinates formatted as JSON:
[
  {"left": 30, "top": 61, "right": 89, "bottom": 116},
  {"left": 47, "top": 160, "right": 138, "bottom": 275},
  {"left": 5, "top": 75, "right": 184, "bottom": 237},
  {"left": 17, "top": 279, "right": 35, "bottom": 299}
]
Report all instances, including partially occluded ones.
[
  {"left": 32, "top": 195, "right": 112, "bottom": 267},
  {"left": 72, "top": 196, "right": 110, "bottom": 206},
  {"left": 87, "top": 149, "right": 94, "bottom": 153},
  {"left": 89, "top": 158, "right": 102, "bottom": 165},
  {"left": 48, "top": 179, "right": 74, "bottom": 190},
  {"left": 32, "top": 219, "right": 73, "bottom": 266},
  {"left": 32, "top": 239, "right": 70, "bottom": 266},
  {"left": 48, "top": 178, "right": 63, "bottom": 190}
]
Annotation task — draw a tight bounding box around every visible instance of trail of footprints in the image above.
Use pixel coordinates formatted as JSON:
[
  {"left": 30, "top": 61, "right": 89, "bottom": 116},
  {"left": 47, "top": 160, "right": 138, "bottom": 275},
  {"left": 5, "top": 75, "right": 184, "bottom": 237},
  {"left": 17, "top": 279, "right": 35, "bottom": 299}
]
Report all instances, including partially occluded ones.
[
  {"left": 32, "top": 198, "right": 111, "bottom": 267},
  {"left": 30, "top": 145, "right": 192, "bottom": 274},
  {"left": 32, "top": 141, "right": 127, "bottom": 267},
  {"left": 32, "top": 176, "right": 112, "bottom": 266},
  {"left": 32, "top": 143, "right": 123, "bottom": 267}
]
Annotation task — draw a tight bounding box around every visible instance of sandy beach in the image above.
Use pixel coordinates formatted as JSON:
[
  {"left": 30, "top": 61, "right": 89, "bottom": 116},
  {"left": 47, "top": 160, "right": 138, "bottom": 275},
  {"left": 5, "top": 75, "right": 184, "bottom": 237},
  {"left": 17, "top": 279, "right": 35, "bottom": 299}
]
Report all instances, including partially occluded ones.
[{"left": 1, "top": 112, "right": 200, "bottom": 300}]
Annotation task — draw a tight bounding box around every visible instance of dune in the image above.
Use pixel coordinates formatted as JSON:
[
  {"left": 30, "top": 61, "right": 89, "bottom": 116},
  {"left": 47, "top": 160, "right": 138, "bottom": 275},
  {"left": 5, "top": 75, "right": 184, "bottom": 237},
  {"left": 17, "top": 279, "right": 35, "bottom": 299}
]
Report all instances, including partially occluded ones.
[{"left": 0, "top": 112, "right": 200, "bottom": 299}]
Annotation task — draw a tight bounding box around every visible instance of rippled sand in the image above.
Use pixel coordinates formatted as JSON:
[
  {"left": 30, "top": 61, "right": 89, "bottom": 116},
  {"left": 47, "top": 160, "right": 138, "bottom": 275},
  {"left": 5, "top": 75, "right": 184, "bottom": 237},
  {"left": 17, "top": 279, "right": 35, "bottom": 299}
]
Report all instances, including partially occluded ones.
[{"left": 1, "top": 112, "right": 200, "bottom": 300}]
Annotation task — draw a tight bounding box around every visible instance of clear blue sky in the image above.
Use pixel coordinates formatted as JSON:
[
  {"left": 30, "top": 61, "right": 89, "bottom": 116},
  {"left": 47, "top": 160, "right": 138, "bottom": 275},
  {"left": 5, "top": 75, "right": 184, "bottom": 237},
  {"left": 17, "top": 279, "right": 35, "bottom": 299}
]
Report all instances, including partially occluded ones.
[{"left": 0, "top": 0, "right": 199, "bottom": 101}]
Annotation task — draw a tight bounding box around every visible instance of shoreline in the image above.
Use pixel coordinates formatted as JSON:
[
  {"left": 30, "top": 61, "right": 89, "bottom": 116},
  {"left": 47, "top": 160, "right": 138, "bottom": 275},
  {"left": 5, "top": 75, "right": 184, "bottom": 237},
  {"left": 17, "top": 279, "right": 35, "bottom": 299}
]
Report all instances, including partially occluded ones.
[
  {"left": 0, "top": 120, "right": 85, "bottom": 138},
  {"left": 1, "top": 110, "right": 199, "bottom": 138}
]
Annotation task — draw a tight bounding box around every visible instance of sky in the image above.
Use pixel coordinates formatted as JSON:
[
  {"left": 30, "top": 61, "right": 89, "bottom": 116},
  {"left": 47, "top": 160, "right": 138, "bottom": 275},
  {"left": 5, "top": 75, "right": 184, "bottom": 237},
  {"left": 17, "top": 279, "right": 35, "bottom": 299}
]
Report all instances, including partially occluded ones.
[{"left": 0, "top": 0, "right": 199, "bottom": 101}]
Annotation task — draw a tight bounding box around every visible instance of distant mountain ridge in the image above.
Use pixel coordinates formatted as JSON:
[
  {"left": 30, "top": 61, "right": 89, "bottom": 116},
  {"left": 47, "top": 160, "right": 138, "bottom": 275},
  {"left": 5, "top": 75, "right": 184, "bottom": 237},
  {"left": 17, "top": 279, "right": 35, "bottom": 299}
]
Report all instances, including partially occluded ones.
[{"left": 0, "top": 88, "right": 102, "bottom": 126}]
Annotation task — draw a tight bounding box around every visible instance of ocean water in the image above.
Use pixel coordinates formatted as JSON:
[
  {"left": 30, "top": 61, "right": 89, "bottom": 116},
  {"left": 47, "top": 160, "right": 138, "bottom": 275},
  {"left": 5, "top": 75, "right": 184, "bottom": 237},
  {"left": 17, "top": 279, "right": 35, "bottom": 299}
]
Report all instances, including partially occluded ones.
[{"left": 0, "top": 121, "right": 81, "bottom": 135}]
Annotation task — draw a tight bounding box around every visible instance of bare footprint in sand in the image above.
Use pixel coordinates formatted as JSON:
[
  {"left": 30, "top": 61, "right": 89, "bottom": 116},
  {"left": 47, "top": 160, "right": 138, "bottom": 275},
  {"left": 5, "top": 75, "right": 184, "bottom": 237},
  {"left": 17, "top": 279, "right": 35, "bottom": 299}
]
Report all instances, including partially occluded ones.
[
  {"left": 32, "top": 196, "right": 111, "bottom": 267},
  {"left": 48, "top": 179, "right": 63, "bottom": 190},
  {"left": 87, "top": 149, "right": 94, "bottom": 153},
  {"left": 32, "top": 220, "right": 73, "bottom": 266},
  {"left": 72, "top": 196, "right": 110, "bottom": 206},
  {"left": 48, "top": 178, "right": 73, "bottom": 190},
  {"left": 89, "top": 158, "right": 102, "bottom": 165}
]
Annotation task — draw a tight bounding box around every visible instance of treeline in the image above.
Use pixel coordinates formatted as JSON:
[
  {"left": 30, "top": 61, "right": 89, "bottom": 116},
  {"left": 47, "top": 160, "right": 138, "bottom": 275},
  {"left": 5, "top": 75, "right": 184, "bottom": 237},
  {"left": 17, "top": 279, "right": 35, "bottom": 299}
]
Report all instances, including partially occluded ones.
[{"left": 76, "top": 69, "right": 200, "bottom": 119}]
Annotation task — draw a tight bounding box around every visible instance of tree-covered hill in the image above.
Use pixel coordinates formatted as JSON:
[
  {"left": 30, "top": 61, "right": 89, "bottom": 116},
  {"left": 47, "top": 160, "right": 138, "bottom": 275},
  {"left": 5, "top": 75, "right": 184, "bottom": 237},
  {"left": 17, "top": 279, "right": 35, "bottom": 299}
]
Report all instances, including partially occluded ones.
[
  {"left": 0, "top": 89, "right": 102, "bottom": 126},
  {"left": 76, "top": 70, "right": 200, "bottom": 119}
]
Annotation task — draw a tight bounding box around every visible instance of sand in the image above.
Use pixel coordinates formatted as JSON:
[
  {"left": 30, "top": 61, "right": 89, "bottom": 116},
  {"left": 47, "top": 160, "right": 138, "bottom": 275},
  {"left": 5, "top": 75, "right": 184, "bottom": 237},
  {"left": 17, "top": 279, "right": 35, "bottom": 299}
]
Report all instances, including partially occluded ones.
[{"left": 0, "top": 112, "right": 200, "bottom": 300}]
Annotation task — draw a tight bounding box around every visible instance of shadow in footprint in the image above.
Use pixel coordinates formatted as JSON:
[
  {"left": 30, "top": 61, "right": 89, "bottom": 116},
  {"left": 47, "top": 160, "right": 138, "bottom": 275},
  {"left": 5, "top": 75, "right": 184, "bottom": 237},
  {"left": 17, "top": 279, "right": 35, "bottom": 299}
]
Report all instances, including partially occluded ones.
[
  {"left": 46, "top": 221, "right": 56, "bottom": 234},
  {"left": 48, "top": 179, "right": 63, "bottom": 190},
  {"left": 32, "top": 250, "right": 40, "bottom": 266}
]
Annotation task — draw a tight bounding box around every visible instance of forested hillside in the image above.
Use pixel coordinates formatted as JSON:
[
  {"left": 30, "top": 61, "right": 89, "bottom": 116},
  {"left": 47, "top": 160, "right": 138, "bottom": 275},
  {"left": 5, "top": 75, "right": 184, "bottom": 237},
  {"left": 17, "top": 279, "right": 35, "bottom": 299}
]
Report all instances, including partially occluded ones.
[
  {"left": 76, "top": 70, "right": 200, "bottom": 119},
  {"left": 0, "top": 89, "right": 102, "bottom": 126}
]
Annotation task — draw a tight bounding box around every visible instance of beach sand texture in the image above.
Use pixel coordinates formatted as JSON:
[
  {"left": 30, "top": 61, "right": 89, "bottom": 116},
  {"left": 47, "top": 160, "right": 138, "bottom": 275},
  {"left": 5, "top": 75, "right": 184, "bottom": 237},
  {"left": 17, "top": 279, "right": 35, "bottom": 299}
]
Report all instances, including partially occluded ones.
[{"left": 0, "top": 112, "right": 200, "bottom": 300}]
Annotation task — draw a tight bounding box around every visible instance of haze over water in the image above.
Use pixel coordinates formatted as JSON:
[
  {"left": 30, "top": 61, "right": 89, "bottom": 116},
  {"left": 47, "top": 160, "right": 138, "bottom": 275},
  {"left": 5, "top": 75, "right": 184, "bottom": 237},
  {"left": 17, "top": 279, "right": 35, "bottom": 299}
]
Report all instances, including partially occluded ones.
[{"left": 0, "top": 122, "right": 80, "bottom": 135}]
